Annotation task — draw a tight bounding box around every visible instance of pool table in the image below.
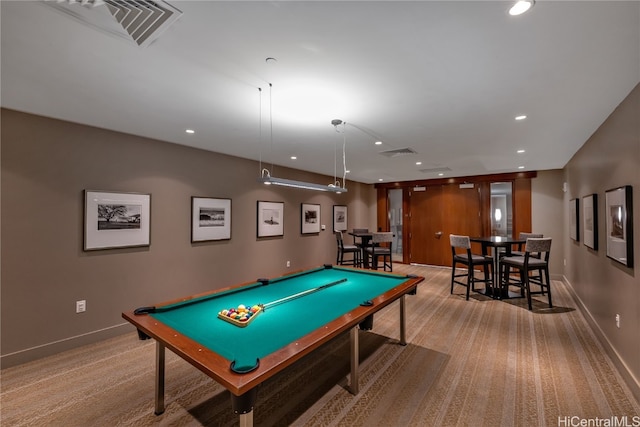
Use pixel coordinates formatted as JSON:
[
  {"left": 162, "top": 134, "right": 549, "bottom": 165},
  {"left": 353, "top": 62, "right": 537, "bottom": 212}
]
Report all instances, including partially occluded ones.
[{"left": 122, "top": 265, "right": 424, "bottom": 426}]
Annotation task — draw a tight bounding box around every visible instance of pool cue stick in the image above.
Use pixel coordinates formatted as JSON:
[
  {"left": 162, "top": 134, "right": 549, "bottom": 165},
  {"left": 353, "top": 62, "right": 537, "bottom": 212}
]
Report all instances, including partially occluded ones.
[{"left": 260, "top": 278, "right": 348, "bottom": 311}]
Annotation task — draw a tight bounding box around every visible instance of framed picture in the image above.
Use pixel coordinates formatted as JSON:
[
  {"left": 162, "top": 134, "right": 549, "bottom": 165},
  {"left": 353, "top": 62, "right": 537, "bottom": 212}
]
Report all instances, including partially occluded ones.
[
  {"left": 569, "top": 198, "right": 579, "bottom": 241},
  {"left": 84, "top": 190, "right": 151, "bottom": 251},
  {"left": 257, "top": 201, "right": 284, "bottom": 237},
  {"left": 605, "top": 186, "right": 633, "bottom": 267},
  {"left": 582, "top": 194, "right": 598, "bottom": 250},
  {"left": 191, "top": 197, "right": 231, "bottom": 242},
  {"left": 301, "top": 203, "right": 321, "bottom": 234},
  {"left": 333, "top": 205, "right": 347, "bottom": 232}
]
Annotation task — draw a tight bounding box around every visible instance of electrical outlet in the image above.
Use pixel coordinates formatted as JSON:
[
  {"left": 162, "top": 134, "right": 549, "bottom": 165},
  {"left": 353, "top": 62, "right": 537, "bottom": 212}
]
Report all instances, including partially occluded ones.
[
  {"left": 76, "top": 300, "right": 86, "bottom": 313},
  {"left": 615, "top": 314, "right": 620, "bottom": 328},
  {"left": 286, "top": 260, "right": 290, "bottom": 268}
]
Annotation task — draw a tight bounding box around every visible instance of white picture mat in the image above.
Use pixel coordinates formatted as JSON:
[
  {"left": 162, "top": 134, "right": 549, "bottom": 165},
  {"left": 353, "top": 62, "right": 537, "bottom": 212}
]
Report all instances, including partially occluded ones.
[
  {"left": 84, "top": 190, "right": 150, "bottom": 250},
  {"left": 258, "top": 201, "right": 284, "bottom": 237},
  {"left": 582, "top": 194, "right": 597, "bottom": 250},
  {"left": 301, "top": 203, "right": 321, "bottom": 234},
  {"left": 333, "top": 205, "right": 347, "bottom": 231},
  {"left": 192, "top": 197, "right": 231, "bottom": 242},
  {"left": 605, "top": 187, "right": 630, "bottom": 265},
  {"left": 569, "top": 198, "right": 579, "bottom": 241}
]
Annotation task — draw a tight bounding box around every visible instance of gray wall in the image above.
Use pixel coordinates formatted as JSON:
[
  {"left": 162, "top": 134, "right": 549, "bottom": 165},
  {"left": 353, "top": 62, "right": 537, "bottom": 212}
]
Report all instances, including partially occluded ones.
[
  {"left": 563, "top": 83, "right": 640, "bottom": 400},
  {"left": 531, "top": 169, "right": 565, "bottom": 278},
  {"left": 0, "top": 109, "right": 376, "bottom": 367}
]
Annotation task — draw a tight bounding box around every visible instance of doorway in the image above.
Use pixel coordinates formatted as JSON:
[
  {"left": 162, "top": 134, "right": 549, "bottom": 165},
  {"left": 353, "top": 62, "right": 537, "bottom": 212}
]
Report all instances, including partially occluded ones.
[
  {"left": 388, "top": 189, "right": 403, "bottom": 262},
  {"left": 408, "top": 186, "right": 445, "bottom": 266},
  {"left": 490, "top": 182, "right": 513, "bottom": 237}
]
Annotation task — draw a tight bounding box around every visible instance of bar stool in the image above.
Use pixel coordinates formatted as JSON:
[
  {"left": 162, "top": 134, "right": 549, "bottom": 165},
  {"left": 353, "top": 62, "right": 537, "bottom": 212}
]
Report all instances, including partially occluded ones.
[
  {"left": 363, "top": 232, "right": 393, "bottom": 271},
  {"left": 500, "top": 237, "right": 552, "bottom": 310},
  {"left": 450, "top": 234, "right": 493, "bottom": 300},
  {"left": 335, "top": 231, "right": 361, "bottom": 267},
  {"left": 511, "top": 232, "right": 543, "bottom": 257}
]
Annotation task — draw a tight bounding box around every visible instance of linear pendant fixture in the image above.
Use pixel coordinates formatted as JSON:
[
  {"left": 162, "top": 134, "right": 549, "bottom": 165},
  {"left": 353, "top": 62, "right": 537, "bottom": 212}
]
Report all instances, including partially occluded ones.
[
  {"left": 257, "top": 82, "right": 347, "bottom": 193},
  {"left": 259, "top": 170, "right": 347, "bottom": 193}
]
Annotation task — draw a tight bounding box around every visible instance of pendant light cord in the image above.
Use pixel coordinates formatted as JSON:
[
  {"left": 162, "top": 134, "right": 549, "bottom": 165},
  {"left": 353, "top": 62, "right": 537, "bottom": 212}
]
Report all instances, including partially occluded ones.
[
  {"left": 342, "top": 122, "right": 347, "bottom": 188},
  {"left": 269, "top": 83, "right": 274, "bottom": 176},
  {"left": 258, "top": 87, "right": 263, "bottom": 177},
  {"left": 334, "top": 130, "right": 337, "bottom": 185}
]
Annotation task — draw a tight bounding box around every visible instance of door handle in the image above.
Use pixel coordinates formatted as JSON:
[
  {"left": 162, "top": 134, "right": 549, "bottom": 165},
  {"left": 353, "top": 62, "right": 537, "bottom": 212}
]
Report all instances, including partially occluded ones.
[{"left": 435, "top": 231, "right": 443, "bottom": 239}]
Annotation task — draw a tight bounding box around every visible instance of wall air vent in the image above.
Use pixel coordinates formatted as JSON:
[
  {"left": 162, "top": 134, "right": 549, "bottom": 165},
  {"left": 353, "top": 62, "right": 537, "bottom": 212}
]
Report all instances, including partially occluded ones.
[
  {"left": 45, "top": 0, "right": 182, "bottom": 47},
  {"left": 379, "top": 148, "right": 418, "bottom": 158}
]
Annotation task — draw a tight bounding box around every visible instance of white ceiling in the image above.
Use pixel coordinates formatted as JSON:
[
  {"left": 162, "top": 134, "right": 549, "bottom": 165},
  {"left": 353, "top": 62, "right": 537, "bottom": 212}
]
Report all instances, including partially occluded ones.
[{"left": 2, "top": 1, "right": 639, "bottom": 185}]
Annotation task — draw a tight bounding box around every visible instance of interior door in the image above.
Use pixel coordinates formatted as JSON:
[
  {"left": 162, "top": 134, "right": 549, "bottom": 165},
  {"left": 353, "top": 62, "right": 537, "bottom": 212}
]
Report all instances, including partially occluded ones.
[
  {"left": 408, "top": 183, "right": 483, "bottom": 267},
  {"left": 442, "top": 184, "right": 483, "bottom": 240},
  {"left": 408, "top": 186, "right": 445, "bottom": 266}
]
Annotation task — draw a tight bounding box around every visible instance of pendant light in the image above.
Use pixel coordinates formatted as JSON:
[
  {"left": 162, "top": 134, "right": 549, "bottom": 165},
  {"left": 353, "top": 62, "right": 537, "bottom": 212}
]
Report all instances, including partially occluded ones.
[{"left": 257, "top": 84, "right": 347, "bottom": 193}]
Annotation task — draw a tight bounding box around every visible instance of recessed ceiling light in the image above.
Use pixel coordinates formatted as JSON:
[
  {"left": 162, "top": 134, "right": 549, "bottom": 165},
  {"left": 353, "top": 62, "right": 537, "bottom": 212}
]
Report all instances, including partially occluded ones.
[
  {"left": 515, "top": 115, "right": 527, "bottom": 121},
  {"left": 345, "top": 170, "right": 351, "bottom": 174},
  {"left": 509, "top": 0, "right": 534, "bottom": 16},
  {"left": 517, "top": 149, "right": 525, "bottom": 154},
  {"left": 438, "top": 173, "right": 444, "bottom": 176},
  {"left": 185, "top": 129, "right": 195, "bottom": 134},
  {"left": 375, "top": 141, "right": 382, "bottom": 145},
  {"left": 290, "top": 156, "right": 297, "bottom": 160},
  {"left": 416, "top": 161, "right": 422, "bottom": 165},
  {"left": 518, "top": 166, "right": 525, "bottom": 169},
  {"left": 378, "top": 178, "right": 383, "bottom": 181}
]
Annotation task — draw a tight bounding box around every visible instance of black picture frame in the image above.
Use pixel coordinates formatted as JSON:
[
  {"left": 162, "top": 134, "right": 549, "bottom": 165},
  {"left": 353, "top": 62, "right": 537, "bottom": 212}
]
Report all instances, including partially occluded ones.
[
  {"left": 257, "top": 200, "right": 284, "bottom": 238},
  {"left": 301, "top": 203, "right": 321, "bottom": 234},
  {"left": 570, "top": 198, "right": 579, "bottom": 242},
  {"left": 333, "top": 205, "right": 347, "bottom": 232},
  {"left": 191, "top": 197, "right": 231, "bottom": 242},
  {"left": 605, "top": 186, "right": 633, "bottom": 267},
  {"left": 582, "top": 194, "right": 598, "bottom": 250},
  {"left": 84, "top": 190, "right": 151, "bottom": 251}
]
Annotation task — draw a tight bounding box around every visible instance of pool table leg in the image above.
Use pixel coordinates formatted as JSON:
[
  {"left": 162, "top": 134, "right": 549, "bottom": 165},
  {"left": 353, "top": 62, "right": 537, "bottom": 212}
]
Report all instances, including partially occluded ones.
[
  {"left": 155, "top": 341, "right": 166, "bottom": 415},
  {"left": 238, "top": 412, "right": 253, "bottom": 427},
  {"left": 231, "top": 388, "right": 257, "bottom": 427},
  {"left": 348, "top": 326, "right": 359, "bottom": 395}
]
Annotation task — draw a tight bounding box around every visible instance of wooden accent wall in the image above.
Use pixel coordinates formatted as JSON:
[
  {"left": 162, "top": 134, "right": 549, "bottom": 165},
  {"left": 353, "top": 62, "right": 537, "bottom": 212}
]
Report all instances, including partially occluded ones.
[
  {"left": 377, "top": 187, "right": 388, "bottom": 231},
  {"left": 513, "top": 178, "right": 532, "bottom": 237},
  {"left": 375, "top": 172, "right": 536, "bottom": 266}
]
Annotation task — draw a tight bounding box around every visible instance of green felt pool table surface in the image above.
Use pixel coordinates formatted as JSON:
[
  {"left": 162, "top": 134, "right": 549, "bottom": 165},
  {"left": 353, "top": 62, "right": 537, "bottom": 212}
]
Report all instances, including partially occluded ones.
[{"left": 122, "top": 265, "right": 423, "bottom": 399}]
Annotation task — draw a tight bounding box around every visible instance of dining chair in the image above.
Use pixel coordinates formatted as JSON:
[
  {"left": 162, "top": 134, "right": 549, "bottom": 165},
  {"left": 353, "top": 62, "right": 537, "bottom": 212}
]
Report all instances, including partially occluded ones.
[
  {"left": 363, "top": 232, "right": 393, "bottom": 271},
  {"left": 449, "top": 234, "right": 493, "bottom": 300},
  {"left": 335, "top": 231, "right": 361, "bottom": 267},
  {"left": 500, "top": 237, "right": 552, "bottom": 310}
]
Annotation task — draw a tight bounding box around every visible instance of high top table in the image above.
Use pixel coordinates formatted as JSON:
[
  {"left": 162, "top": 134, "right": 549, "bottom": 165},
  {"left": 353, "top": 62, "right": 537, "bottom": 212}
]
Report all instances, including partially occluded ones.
[
  {"left": 470, "top": 236, "right": 525, "bottom": 299},
  {"left": 348, "top": 230, "right": 374, "bottom": 268}
]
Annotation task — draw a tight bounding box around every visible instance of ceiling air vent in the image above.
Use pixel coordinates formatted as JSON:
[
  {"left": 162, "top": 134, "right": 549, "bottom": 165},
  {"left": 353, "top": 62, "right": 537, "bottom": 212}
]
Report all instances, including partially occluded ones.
[
  {"left": 379, "top": 147, "right": 417, "bottom": 158},
  {"left": 419, "top": 167, "right": 452, "bottom": 174},
  {"left": 45, "top": 0, "right": 182, "bottom": 47}
]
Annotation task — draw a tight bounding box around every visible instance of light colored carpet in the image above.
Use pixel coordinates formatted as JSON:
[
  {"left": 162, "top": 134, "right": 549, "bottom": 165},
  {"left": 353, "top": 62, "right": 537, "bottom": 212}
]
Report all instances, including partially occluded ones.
[{"left": 2, "top": 264, "right": 639, "bottom": 426}]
